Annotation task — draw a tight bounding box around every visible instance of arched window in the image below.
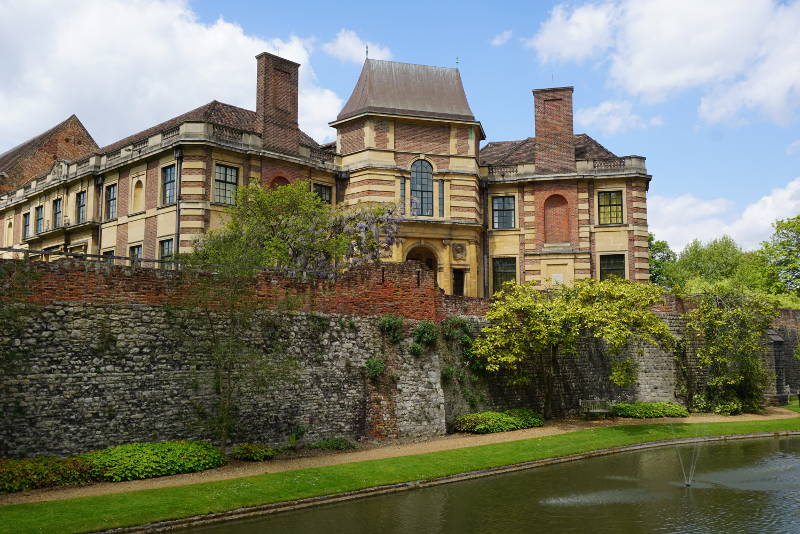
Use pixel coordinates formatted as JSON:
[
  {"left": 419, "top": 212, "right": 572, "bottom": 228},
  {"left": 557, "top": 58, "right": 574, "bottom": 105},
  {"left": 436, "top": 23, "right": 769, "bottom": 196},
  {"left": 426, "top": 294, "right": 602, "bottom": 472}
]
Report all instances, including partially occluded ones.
[
  {"left": 411, "top": 160, "right": 433, "bottom": 216},
  {"left": 5, "top": 221, "right": 12, "bottom": 246},
  {"left": 544, "top": 194, "right": 569, "bottom": 243},
  {"left": 133, "top": 180, "right": 144, "bottom": 213}
]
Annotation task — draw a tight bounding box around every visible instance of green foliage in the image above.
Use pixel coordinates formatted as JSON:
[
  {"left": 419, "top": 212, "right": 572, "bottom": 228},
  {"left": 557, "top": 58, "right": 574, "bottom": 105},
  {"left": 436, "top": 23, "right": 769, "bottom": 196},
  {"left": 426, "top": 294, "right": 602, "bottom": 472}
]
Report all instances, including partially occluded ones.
[
  {"left": 610, "top": 357, "right": 638, "bottom": 388},
  {"left": 365, "top": 354, "right": 386, "bottom": 380},
  {"left": 713, "top": 398, "right": 743, "bottom": 416},
  {"left": 648, "top": 233, "right": 677, "bottom": 287},
  {"left": 307, "top": 437, "right": 356, "bottom": 451},
  {"left": 409, "top": 342, "right": 424, "bottom": 357},
  {"left": 474, "top": 277, "right": 675, "bottom": 418},
  {"left": 452, "top": 409, "right": 544, "bottom": 434},
  {"left": 613, "top": 402, "right": 689, "bottom": 418},
  {"left": 389, "top": 370, "right": 399, "bottom": 382},
  {"left": 85, "top": 441, "right": 226, "bottom": 482},
  {"left": 685, "top": 285, "right": 777, "bottom": 413},
  {"left": 287, "top": 422, "right": 309, "bottom": 446},
  {"left": 412, "top": 320, "right": 439, "bottom": 345},
  {"left": 761, "top": 214, "right": 800, "bottom": 293},
  {"left": 233, "top": 443, "right": 276, "bottom": 461},
  {"left": 0, "top": 455, "right": 94, "bottom": 494},
  {"left": 440, "top": 315, "right": 469, "bottom": 341},
  {"left": 377, "top": 314, "right": 405, "bottom": 344}
]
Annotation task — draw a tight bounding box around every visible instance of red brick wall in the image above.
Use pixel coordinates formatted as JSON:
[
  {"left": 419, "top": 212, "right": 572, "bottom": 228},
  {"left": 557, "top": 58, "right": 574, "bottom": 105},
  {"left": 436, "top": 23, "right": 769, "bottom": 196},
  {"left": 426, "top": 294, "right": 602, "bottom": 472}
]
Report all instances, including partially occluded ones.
[
  {"left": 256, "top": 53, "right": 299, "bottom": 155},
  {"left": 261, "top": 158, "right": 304, "bottom": 188},
  {"left": 375, "top": 120, "right": 389, "bottom": 149},
  {"left": 543, "top": 194, "right": 569, "bottom": 243},
  {"left": 456, "top": 127, "right": 469, "bottom": 155},
  {"left": 535, "top": 183, "right": 578, "bottom": 250},
  {"left": 533, "top": 88, "right": 575, "bottom": 174},
  {"left": 182, "top": 152, "right": 208, "bottom": 202},
  {"left": 395, "top": 123, "right": 449, "bottom": 154},
  {"left": 117, "top": 169, "right": 130, "bottom": 217},
  {"left": 115, "top": 223, "right": 128, "bottom": 266},
  {"left": 339, "top": 121, "right": 365, "bottom": 154},
  {"left": 145, "top": 160, "right": 158, "bottom": 210},
  {"left": 395, "top": 153, "right": 449, "bottom": 171}
]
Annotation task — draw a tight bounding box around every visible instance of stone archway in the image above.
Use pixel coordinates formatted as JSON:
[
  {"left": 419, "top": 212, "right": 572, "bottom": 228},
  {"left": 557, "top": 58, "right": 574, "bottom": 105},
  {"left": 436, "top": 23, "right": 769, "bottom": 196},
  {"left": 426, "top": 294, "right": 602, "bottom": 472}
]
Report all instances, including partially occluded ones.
[{"left": 405, "top": 245, "right": 439, "bottom": 286}]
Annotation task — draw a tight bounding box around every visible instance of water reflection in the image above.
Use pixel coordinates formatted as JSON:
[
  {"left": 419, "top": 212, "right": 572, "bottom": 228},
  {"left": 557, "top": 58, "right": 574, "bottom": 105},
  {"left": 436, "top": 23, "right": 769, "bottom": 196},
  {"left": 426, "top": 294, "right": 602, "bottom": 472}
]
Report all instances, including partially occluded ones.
[{"left": 190, "top": 438, "right": 800, "bottom": 534}]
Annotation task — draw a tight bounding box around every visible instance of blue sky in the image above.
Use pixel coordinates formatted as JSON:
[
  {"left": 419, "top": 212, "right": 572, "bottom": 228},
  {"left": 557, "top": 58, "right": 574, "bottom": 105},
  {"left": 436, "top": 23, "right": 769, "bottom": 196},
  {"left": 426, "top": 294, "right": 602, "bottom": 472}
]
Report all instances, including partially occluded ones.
[{"left": 1, "top": 0, "right": 799, "bottom": 250}]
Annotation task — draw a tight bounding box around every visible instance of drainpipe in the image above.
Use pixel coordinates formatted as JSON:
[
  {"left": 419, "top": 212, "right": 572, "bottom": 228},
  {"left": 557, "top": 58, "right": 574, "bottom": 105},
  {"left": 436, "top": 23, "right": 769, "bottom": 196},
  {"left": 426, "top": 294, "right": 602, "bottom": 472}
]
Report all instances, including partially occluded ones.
[
  {"left": 173, "top": 147, "right": 183, "bottom": 268},
  {"left": 481, "top": 178, "right": 489, "bottom": 297},
  {"left": 95, "top": 174, "right": 105, "bottom": 257}
]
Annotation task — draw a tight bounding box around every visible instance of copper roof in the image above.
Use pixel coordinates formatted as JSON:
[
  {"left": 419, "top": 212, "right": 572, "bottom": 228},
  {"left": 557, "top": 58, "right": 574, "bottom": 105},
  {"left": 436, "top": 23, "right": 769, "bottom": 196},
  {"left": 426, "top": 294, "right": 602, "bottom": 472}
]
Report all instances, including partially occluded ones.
[
  {"left": 480, "top": 133, "right": 615, "bottom": 164},
  {"left": 336, "top": 59, "right": 476, "bottom": 123}
]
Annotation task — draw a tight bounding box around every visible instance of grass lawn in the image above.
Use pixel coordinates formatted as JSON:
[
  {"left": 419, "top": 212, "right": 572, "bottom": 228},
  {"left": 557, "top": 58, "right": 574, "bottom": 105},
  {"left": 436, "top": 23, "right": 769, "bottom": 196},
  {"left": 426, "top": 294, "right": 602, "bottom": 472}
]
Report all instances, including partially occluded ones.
[
  {"left": 788, "top": 396, "right": 799, "bottom": 414},
  {"left": 2, "top": 416, "right": 799, "bottom": 534}
]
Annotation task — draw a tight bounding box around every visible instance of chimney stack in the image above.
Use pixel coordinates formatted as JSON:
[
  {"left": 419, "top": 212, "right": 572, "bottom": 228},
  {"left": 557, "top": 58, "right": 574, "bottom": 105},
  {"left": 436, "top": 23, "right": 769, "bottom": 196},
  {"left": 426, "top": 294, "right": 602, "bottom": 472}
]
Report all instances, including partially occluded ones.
[
  {"left": 256, "top": 52, "right": 300, "bottom": 155},
  {"left": 532, "top": 87, "right": 575, "bottom": 174}
]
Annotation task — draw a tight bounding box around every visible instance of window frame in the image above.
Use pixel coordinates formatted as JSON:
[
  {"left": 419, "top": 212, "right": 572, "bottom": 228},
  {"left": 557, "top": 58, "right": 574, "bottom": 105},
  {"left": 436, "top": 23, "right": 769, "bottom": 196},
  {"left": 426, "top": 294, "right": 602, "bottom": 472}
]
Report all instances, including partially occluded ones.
[
  {"left": 410, "top": 160, "right": 433, "bottom": 217},
  {"left": 159, "top": 239, "right": 174, "bottom": 270},
  {"left": 105, "top": 183, "right": 117, "bottom": 220},
  {"left": 313, "top": 183, "right": 332, "bottom": 204},
  {"left": 129, "top": 244, "right": 142, "bottom": 268},
  {"left": 492, "top": 257, "right": 517, "bottom": 294},
  {"left": 162, "top": 164, "right": 176, "bottom": 205},
  {"left": 101, "top": 249, "right": 115, "bottom": 264},
  {"left": 76, "top": 191, "right": 86, "bottom": 224},
  {"left": 452, "top": 268, "right": 465, "bottom": 296},
  {"left": 22, "top": 213, "right": 30, "bottom": 239},
  {"left": 599, "top": 254, "right": 626, "bottom": 280},
  {"left": 35, "top": 206, "right": 43, "bottom": 234},
  {"left": 597, "top": 190, "right": 624, "bottom": 225},
  {"left": 213, "top": 163, "right": 239, "bottom": 205},
  {"left": 492, "top": 196, "right": 516, "bottom": 229},
  {"left": 53, "top": 198, "right": 62, "bottom": 228}
]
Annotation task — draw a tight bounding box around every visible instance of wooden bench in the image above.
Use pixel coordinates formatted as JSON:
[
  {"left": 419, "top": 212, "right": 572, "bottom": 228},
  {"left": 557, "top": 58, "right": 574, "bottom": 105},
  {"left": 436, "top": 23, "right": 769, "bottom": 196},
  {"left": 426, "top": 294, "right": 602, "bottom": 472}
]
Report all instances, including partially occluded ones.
[{"left": 580, "top": 399, "right": 615, "bottom": 420}]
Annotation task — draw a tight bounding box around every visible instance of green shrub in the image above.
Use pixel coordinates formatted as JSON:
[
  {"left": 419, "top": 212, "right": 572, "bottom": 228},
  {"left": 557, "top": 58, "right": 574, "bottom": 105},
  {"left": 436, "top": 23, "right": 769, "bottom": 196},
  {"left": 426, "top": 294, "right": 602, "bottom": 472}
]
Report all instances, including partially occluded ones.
[
  {"left": 412, "top": 320, "right": 439, "bottom": 345},
  {"left": 0, "top": 455, "right": 95, "bottom": 494},
  {"left": 377, "top": 315, "right": 405, "bottom": 344},
  {"left": 85, "top": 441, "right": 226, "bottom": 482},
  {"left": 409, "top": 342, "right": 424, "bottom": 357},
  {"left": 440, "top": 316, "right": 469, "bottom": 341},
  {"left": 308, "top": 437, "right": 356, "bottom": 451},
  {"left": 441, "top": 365, "right": 456, "bottom": 381},
  {"left": 365, "top": 354, "right": 386, "bottom": 380},
  {"left": 614, "top": 401, "right": 689, "bottom": 419},
  {"left": 233, "top": 443, "right": 276, "bottom": 461},
  {"left": 452, "top": 408, "right": 544, "bottom": 434},
  {"left": 713, "top": 398, "right": 743, "bottom": 416}
]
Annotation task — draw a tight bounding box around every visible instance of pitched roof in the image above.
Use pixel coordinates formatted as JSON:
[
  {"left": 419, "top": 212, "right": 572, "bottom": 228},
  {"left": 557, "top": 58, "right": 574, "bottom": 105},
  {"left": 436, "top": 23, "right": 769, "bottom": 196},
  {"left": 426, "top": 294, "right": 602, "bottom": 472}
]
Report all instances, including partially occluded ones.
[
  {"left": 98, "top": 100, "right": 320, "bottom": 153},
  {"left": 480, "top": 133, "right": 615, "bottom": 165},
  {"left": 336, "top": 59, "right": 476, "bottom": 122},
  {"left": 0, "top": 115, "right": 93, "bottom": 174}
]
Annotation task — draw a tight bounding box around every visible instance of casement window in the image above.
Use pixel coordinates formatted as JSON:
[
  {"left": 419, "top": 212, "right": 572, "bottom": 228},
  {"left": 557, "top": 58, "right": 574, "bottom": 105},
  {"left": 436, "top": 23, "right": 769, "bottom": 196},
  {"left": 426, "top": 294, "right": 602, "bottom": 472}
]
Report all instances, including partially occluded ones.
[
  {"left": 162, "top": 165, "right": 176, "bottom": 205},
  {"left": 598, "top": 191, "right": 623, "bottom": 225},
  {"left": 452, "top": 269, "right": 465, "bottom": 296},
  {"left": 410, "top": 160, "right": 433, "bottom": 216},
  {"left": 35, "top": 206, "right": 43, "bottom": 234},
  {"left": 600, "top": 254, "right": 626, "bottom": 280},
  {"left": 129, "top": 245, "right": 142, "bottom": 268},
  {"left": 492, "top": 257, "right": 516, "bottom": 293},
  {"left": 76, "top": 191, "right": 86, "bottom": 224},
  {"left": 22, "top": 213, "right": 30, "bottom": 239},
  {"left": 53, "top": 199, "right": 62, "bottom": 228},
  {"left": 313, "top": 183, "right": 332, "bottom": 204},
  {"left": 439, "top": 180, "right": 445, "bottom": 217},
  {"left": 102, "top": 249, "right": 115, "bottom": 263},
  {"left": 159, "top": 239, "right": 173, "bottom": 270},
  {"left": 214, "top": 164, "right": 238, "bottom": 205},
  {"left": 105, "top": 184, "right": 117, "bottom": 220},
  {"left": 492, "top": 196, "right": 515, "bottom": 229}
]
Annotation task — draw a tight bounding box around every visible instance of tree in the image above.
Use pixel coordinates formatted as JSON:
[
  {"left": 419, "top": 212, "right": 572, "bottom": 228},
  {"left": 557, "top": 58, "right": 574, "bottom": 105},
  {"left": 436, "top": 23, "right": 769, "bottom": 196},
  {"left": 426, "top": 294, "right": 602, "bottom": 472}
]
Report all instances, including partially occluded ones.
[
  {"left": 472, "top": 278, "right": 675, "bottom": 418},
  {"left": 669, "top": 235, "right": 744, "bottom": 287},
  {"left": 761, "top": 214, "right": 800, "bottom": 293},
  {"left": 648, "top": 233, "right": 676, "bottom": 287}
]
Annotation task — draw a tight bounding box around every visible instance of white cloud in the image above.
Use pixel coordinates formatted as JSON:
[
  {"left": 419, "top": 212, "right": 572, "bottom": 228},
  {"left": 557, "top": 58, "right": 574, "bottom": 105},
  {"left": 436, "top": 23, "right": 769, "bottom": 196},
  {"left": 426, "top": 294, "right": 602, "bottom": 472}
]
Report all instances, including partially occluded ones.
[
  {"left": 491, "top": 30, "right": 513, "bottom": 46},
  {"left": 526, "top": 0, "right": 800, "bottom": 125},
  {"left": 788, "top": 140, "right": 800, "bottom": 155},
  {"left": 649, "top": 178, "right": 800, "bottom": 250},
  {"left": 0, "top": 0, "right": 342, "bottom": 152},
  {"left": 522, "top": 2, "right": 617, "bottom": 62},
  {"left": 322, "top": 29, "right": 392, "bottom": 64},
  {"left": 575, "top": 100, "right": 661, "bottom": 135}
]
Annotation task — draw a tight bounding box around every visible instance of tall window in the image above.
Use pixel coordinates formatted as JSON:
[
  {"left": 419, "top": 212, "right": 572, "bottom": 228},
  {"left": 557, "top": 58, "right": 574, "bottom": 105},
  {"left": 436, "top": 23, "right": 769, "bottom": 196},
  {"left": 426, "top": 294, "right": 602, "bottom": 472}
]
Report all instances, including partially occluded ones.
[
  {"left": 492, "top": 257, "right": 516, "bottom": 293},
  {"left": 162, "top": 165, "right": 176, "bottom": 205},
  {"left": 76, "top": 191, "right": 86, "bottom": 224},
  {"left": 598, "top": 191, "right": 623, "bottom": 225},
  {"left": 214, "top": 164, "right": 238, "bottom": 204},
  {"left": 159, "top": 239, "right": 173, "bottom": 270},
  {"left": 105, "top": 184, "right": 117, "bottom": 220},
  {"left": 129, "top": 245, "right": 142, "bottom": 268},
  {"left": 439, "top": 180, "right": 444, "bottom": 217},
  {"left": 22, "top": 213, "right": 30, "bottom": 239},
  {"left": 492, "top": 196, "right": 515, "bottom": 229},
  {"left": 313, "top": 183, "right": 332, "bottom": 204},
  {"left": 452, "top": 269, "right": 465, "bottom": 296},
  {"left": 600, "top": 254, "right": 626, "bottom": 280},
  {"left": 410, "top": 160, "right": 433, "bottom": 217},
  {"left": 53, "top": 198, "right": 62, "bottom": 228},
  {"left": 35, "top": 206, "right": 43, "bottom": 234}
]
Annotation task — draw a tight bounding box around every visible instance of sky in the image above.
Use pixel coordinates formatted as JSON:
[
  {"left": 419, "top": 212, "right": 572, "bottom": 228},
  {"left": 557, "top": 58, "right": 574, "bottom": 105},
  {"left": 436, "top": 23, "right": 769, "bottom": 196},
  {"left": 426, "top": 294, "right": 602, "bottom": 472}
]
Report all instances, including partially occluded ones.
[{"left": 1, "top": 0, "right": 799, "bottom": 252}]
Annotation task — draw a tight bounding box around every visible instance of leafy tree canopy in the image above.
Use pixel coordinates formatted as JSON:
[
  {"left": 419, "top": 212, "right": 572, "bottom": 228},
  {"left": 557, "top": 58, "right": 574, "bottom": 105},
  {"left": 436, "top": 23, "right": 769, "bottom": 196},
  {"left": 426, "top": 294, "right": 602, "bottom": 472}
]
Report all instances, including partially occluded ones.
[
  {"left": 761, "top": 214, "right": 800, "bottom": 293},
  {"left": 648, "top": 232, "right": 676, "bottom": 287}
]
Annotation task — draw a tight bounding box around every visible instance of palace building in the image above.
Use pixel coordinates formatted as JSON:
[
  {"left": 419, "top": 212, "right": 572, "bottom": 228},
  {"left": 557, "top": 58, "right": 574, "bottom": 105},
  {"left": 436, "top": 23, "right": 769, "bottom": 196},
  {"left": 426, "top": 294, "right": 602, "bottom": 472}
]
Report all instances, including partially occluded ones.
[{"left": 0, "top": 52, "right": 651, "bottom": 297}]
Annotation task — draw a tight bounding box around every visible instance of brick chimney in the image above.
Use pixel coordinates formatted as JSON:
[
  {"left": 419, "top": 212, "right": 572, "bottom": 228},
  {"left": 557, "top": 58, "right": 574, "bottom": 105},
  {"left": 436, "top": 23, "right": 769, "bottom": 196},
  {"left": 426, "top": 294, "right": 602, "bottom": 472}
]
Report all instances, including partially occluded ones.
[
  {"left": 533, "top": 87, "right": 575, "bottom": 174},
  {"left": 256, "top": 52, "right": 300, "bottom": 155}
]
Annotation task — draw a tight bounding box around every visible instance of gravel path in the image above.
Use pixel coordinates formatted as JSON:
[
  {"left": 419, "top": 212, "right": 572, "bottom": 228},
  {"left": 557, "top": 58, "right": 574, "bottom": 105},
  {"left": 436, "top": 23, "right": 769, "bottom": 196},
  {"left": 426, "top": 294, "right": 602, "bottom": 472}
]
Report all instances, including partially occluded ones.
[{"left": 2, "top": 407, "right": 796, "bottom": 507}]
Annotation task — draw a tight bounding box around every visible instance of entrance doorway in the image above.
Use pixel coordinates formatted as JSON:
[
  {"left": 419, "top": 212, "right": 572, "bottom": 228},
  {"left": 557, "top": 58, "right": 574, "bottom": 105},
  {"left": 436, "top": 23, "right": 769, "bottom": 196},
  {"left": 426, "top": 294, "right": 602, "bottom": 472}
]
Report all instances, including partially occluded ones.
[{"left": 406, "top": 246, "right": 438, "bottom": 286}]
